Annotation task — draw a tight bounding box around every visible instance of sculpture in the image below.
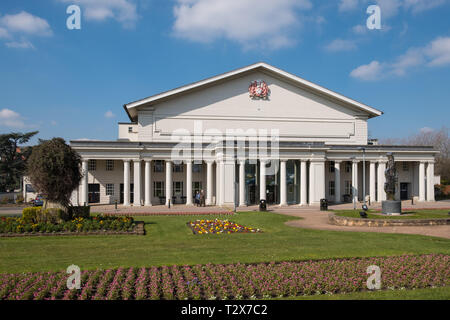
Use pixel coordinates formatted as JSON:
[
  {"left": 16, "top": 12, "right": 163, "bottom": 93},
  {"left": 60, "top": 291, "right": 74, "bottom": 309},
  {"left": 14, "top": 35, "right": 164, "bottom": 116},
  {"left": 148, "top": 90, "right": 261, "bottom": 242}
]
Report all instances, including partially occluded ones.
[{"left": 384, "top": 153, "right": 397, "bottom": 201}]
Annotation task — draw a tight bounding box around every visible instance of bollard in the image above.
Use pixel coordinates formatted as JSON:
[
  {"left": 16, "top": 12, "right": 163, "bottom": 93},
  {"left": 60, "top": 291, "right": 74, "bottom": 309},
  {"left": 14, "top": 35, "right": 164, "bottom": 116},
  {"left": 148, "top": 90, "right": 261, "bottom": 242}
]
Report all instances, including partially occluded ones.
[
  {"left": 168, "top": 199, "right": 171, "bottom": 209},
  {"left": 115, "top": 200, "right": 117, "bottom": 210}
]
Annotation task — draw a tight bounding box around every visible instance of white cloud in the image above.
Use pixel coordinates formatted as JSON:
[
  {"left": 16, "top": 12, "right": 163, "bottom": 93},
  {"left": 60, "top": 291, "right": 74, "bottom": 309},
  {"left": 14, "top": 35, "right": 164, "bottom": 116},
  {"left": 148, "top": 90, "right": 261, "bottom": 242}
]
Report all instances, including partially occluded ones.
[
  {"left": 420, "top": 127, "right": 434, "bottom": 134},
  {"left": 339, "top": 0, "right": 448, "bottom": 17},
  {"left": 339, "top": 0, "right": 359, "bottom": 12},
  {"left": 58, "top": 0, "right": 138, "bottom": 28},
  {"left": 0, "top": 108, "right": 26, "bottom": 128},
  {"left": 352, "top": 24, "right": 367, "bottom": 35},
  {"left": 5, "top": 39, "right": 34, "bottom": 49},
  {"left": 0, "top": 27, "right": 10, "bottom": 39},
  {"left": 172, "top": 0, "right": 312, "bottom": 50},
  {"left": 104, "top": 110, "right": 116, "bottom": 118},
  {"left": 350, "top": 61, "right": 384, "bottom": 81},
  {"left": 0, "top": 11, "right": 52, "bottom": 49},
  {"left": 425, "top": 37, "right": 450, "bottom": 67},
  {"left": 391, "top": 48, "right": 424, "bottom": 75},
  {"left": 0, "top": 11, "right": 52, "bottom": 36},
  {"left": 351, "top": 36, "right": 450, "bottom": 80},
  {"left": 404, "top": 0, "right": 447, "bottom": 14},
  {"left": 325, "top": 39, "right": 357, "bottom": 52}
]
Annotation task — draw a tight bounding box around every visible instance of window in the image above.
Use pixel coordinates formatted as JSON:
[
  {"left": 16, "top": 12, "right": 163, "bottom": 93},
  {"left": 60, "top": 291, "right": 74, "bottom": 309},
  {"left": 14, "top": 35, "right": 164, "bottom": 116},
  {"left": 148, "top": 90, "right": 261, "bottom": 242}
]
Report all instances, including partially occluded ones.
[
  {"left": 106, "top": 184, "right": 115, "bottom": 196},
  {"left": 329, "top": 180, "right": 335, "bottom": 196},
  {"left": 154, "top": 160, "right": 164, "bottom": 172},
  {"left": 88, "top": 159, "right": 97, "bottom": 171},
  {"left": 173, "top": 164, "right": 183, "bottom": 173},
  {"left": 128, "top": 127, "right": 133, "bottom": 133},
  {"left": 173, "top": 181, "right": 183, "bottom": 195},
  {"left": 153, "top": 181, "right": 165, "bottom": 197},
  {"left": 345, "top": 180, "right": 352, "bottom": 195},
  {"left": 345, "top": 162, "right": 351, "bottom": 173},
  {"left": 193, "top": 164, "right": 202, "bottom": 173},
  {"left": 329, "top": 161, "right": 335, "bottom": 173},
  {"left": 402, "top": 162, "right": 409, "bottom": 171},
  {"left": 25, "top": 184, "right": 35, "bottom": 193},
  {"left": 106, "top": 160, "right": 114, "bottom": 171},
  {"left": 193, "top": 181, "right": 202, "bottom": 196}
]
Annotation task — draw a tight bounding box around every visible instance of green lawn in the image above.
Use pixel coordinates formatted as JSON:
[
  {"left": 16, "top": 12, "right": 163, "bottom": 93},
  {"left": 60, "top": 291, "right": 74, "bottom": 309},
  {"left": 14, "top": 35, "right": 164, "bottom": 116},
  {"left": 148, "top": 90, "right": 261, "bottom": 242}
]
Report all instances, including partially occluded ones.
[
  {"left": 0, "top": 211, "right": 449, "bottom": 274},
  {"left": 334, "top": 209, "right": 450, "bottom": 219},
  {"left": 278, "top": 286, "right": 450, "bottom": 300}
]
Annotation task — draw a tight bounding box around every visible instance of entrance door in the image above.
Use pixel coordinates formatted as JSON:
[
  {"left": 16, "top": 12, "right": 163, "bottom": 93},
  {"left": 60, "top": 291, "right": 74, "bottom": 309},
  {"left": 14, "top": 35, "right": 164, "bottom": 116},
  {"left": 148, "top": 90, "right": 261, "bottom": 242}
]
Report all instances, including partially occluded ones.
[
  {"left": 245, "top": 163, "right": 258, "bottom": 205},
  {"left": 120, "top": 183, "right": 134, "bottom": 204},
  {"left": 88, "top": 184, "right": 100, "bottom": 203},
  {"left": 400, "top": 183, "right": 409, "bottom": 200}
]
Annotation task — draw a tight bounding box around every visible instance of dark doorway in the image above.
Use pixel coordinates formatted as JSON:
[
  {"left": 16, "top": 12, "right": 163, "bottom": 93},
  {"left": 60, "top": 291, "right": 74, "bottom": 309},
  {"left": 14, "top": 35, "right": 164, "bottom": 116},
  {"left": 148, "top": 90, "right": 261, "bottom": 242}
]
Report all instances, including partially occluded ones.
[
  {"left": 120, "top": 183, "right": 134, "bottom": 204},
  {"left": 88, "top": 184, "right": 100, "bottom": 203},
  {"left": 400, "top": 183, "right": 409, "bottom": 200}
]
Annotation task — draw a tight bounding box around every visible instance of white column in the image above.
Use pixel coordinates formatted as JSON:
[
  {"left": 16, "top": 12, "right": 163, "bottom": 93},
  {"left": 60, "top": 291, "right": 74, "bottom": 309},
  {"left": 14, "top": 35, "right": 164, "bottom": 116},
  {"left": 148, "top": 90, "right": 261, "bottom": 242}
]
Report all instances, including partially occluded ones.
[
  {"left": 369, "top": 161, "right": 376, "bottom": 203},
  {"left": 219, "top": 161, "right": 225, "bottom": 205},
  {"left": 377, "top": 161, "right": 386, "bottom": 202},
  {"left": 426, "top": 161, "right": 435, "bottom": 202},
  {"left": 123, "top": 160, "right": 130, "bottom": 206},
  {"left": 206, "top": 161, "right": 213, "bottom": 205},
  {"left": 144, "top": 160, "right": 152, "bottom": 206},
  {"left": 308, "top": 161, "right": 314, "bottom": 205},
  {"left": 186, "top": 161, "right": 193, "bottom": 206},
  {"left": 165, "top": 160, "right": 172, "bottom": 206},
  {"left": 334, "top": 161, "right": 341, "bottom": 204},
  {"left": 239, "top": 160, "right": 246, "bottom": 206},
  {"left": 259, "top": 160, "right": 267, "bottom": 201},
  {"left": 419, "top": 161, "right": 426, "bottom": 202},
  {"left": 215, "top": 161, "right": 220, "bottom": 205},
  {"left": 300, "top": 160, "right": 307, "bottom": 206},
  {"left": 280, "top": 160, "right": 287, "bottom": 206},
  {"left": 133, "top": 160, "right": 142, "bottom": 206},
  {"left": 81, "top": 159, "right": 88, "bottom": 206},
  {"left": 352, "top": 160, "right": 359, "bottom": 203}
]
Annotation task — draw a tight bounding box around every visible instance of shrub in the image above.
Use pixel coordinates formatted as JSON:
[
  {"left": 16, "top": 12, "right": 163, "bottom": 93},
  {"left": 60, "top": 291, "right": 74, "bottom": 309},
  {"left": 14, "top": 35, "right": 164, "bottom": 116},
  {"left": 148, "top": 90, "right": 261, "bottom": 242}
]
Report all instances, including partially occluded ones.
[
  {"left": 0, "top": 197, "right": 10, "bottom": 205},
  {"left": 22, "top": 207, "right": 41, "bottom": 223}
]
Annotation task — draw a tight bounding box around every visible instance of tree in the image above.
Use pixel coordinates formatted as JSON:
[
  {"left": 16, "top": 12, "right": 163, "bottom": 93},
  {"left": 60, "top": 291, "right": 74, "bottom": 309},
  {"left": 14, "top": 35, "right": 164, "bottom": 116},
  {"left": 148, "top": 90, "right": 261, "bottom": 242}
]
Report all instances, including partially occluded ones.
[
  {"left": 27, "top": 138, "right": 82, "bottom": 208},
  {"left": 380, "top": 126, "right": 450, "bottom": 183},
  {"left": 0, "top": 131, "right": 38, "bottom": 192}
]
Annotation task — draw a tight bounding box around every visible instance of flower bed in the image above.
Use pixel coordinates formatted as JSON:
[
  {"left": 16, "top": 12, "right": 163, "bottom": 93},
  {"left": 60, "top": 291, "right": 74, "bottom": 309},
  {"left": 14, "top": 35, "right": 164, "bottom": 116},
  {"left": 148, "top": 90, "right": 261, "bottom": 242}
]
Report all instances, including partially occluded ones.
[
  {"left": 0, "top": 215, "right": 139, "bottom": 236},
  {"left": 0, "top": 254, "right": 448, "bottom": 300},
  {"left": 187, "top": 219, "right": 261, "bottom": 234}
]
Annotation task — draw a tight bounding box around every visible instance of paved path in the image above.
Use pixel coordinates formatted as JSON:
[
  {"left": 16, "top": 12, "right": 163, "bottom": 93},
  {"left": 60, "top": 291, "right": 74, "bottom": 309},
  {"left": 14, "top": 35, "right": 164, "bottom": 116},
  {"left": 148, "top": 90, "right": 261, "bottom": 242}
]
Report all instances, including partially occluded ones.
[{"left": 274, "top": 209, "right": 450, "bottom": 239}]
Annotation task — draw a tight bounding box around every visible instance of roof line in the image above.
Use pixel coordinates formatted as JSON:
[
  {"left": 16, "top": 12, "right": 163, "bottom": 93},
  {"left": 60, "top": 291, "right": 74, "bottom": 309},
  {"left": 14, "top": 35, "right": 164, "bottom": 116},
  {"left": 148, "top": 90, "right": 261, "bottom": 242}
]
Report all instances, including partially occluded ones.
[{"left": 124, "top": 62, "right": 384, "bottom": 120}]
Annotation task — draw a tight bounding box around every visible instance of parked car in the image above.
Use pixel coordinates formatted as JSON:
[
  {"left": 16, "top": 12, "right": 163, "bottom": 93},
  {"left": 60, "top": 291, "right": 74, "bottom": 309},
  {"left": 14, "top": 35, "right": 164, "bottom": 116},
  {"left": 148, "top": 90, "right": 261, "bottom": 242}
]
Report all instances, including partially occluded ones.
[{"left": 32, "top": 195, "right": 45, "bottom": 207}]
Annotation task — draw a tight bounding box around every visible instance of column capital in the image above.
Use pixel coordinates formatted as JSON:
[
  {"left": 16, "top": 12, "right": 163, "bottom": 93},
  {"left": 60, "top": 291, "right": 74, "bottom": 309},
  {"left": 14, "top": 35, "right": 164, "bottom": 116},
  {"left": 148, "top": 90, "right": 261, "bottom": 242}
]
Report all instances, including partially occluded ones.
[
  {"left": 377, "top": 160, "right": 387, "bottom": 164},
  {"left": 205, "top": 159, "right": 215, "bottom": 164},
  {"left": 123, "top": 159, "right": 132, "bottom": 163},
  {"left": 332, "top": 160, "right": 343, "bottom": 164},
  {"left": 427, "top": 160, "right": 435, "bottom": 164},
  {"left": 351, "top": 159, "right": 360, "bottom": 163},
  {"left": 143, "top": 158, "right": 152, "bottom": 163}
]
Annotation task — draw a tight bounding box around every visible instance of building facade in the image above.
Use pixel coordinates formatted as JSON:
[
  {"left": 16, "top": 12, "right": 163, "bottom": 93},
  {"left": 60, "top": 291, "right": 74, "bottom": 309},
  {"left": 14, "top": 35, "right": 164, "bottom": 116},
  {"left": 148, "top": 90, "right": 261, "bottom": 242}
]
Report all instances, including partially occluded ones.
[{"left": 69, "top": 63, "right": 438, "bottom": 207}]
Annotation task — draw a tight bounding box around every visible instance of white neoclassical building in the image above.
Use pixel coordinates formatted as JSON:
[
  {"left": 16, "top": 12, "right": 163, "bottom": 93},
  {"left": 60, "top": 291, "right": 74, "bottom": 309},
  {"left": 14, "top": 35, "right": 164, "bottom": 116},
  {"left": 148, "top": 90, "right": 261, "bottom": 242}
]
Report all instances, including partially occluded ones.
[{"left": 69, "top": 62, "right": 438, "bottom": 207}]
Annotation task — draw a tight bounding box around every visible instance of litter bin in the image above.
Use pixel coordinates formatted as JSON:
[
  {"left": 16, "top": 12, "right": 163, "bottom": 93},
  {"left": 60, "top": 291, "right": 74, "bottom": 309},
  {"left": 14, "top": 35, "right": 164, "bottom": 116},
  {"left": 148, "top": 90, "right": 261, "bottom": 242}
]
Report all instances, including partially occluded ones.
[
  {"left": 259, "top": 199, "right": 267, "bottom": 212},
  {"left": 320, "top": 198, "right": 328, "bottom": 211}
]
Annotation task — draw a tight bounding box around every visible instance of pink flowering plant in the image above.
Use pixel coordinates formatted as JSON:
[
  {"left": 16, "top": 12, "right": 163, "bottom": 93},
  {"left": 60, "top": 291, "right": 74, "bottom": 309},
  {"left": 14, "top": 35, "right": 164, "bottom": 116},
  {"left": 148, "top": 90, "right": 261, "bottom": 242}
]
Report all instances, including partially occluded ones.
[{"left": 0, "top": 254, "right": 448, "bottom": 300}]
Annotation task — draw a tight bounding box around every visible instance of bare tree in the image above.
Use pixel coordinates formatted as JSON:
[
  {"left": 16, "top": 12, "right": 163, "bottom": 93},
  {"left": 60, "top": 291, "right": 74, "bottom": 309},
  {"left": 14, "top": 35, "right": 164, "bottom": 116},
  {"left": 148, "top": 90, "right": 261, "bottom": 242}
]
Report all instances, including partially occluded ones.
[{"left": 380, "top": 126, "right": 450, "bottom": 183}]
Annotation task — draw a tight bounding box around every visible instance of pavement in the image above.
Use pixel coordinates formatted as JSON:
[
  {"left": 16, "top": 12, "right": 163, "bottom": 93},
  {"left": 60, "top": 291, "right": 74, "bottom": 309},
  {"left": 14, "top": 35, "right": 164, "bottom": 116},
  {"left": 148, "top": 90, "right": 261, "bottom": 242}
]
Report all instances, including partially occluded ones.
[{"left": 273, "top": 208, "right": 450, "bottom": 240}]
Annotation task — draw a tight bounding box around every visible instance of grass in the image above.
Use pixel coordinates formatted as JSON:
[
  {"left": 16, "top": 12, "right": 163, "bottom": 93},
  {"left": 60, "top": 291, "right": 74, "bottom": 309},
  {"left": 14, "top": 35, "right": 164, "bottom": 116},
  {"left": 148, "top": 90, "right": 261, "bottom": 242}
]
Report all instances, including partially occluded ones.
[
  {"left": 333, "top": 209, "right": 450, "bottom": 219},
  {"left": 0, "top": 211, "right": 449, "bottom": 274},
  {"left": 277, "top": 286, "right": 450, "bottom": 300}
]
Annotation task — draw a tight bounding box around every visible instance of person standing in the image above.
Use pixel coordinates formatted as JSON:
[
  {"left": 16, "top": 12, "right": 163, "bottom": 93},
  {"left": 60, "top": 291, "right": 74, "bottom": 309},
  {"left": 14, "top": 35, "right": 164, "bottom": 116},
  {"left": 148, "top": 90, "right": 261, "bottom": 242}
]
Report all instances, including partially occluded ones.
[{"left": 200, "top": 189, "right": 206, "bottom": 207}]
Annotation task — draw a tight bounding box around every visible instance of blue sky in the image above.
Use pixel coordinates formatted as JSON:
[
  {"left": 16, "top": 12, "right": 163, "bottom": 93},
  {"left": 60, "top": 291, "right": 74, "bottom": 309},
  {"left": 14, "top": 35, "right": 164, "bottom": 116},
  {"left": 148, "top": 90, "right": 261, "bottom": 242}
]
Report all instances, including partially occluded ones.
[{"left": 0, "top": 0, "right": 449, "bottom": 145}]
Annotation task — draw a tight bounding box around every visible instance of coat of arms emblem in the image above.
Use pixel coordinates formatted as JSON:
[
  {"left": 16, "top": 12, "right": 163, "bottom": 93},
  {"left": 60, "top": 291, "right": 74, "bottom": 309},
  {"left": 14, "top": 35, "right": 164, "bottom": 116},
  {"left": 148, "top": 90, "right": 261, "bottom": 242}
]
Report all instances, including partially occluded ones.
[{"left": 248, "top": 80, "right": 270, "bottom": 100}]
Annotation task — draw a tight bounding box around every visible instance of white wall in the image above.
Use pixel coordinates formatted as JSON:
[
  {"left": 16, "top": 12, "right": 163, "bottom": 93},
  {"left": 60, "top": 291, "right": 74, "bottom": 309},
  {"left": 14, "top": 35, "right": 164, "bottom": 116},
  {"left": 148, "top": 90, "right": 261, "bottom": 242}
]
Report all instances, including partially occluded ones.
[{"left": 135, "top": 71, "right": 369, "bottom": 145}]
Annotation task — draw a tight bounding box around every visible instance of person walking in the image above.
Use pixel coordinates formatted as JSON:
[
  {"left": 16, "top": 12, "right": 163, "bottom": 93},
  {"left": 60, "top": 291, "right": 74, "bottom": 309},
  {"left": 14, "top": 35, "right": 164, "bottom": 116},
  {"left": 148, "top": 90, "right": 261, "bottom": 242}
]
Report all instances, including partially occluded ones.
[{"left": 195, "top": 191, "right": 200, "bottom": 207}]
